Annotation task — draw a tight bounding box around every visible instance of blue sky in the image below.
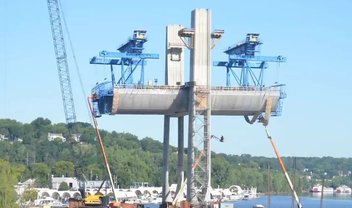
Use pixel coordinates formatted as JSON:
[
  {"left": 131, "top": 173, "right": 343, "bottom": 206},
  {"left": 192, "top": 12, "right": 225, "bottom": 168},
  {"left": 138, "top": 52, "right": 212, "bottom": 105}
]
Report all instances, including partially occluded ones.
[{"left": 1, "top": 0, "right": 351, "bottom": 157}]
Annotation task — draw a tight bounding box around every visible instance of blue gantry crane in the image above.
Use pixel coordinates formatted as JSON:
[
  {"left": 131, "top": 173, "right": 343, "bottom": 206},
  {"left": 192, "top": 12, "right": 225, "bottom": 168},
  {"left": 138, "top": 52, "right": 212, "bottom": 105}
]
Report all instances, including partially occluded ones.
[
  {"left": 90, "top": 30, "right": 159, "bottom": 86},
  {"left": 214, "top": 33, "right": 287, "bottom": 121},
  {"left": 214, "top": 33, "right": 286, "bottom": 87},
  {"left": 89, "top": 30, "right": 159, "bottom": 116}
]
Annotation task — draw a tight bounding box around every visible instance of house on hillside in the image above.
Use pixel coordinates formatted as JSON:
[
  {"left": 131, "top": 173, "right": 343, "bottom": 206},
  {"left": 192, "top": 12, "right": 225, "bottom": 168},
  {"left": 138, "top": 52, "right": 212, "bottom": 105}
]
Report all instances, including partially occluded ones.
[
  {"left": 48, "top": 133, "right": 66, "bottom": 142},
  {"left": 71, "top": 133, "right": 81, "bottom": 142},
  {"left": 0, "top": 134, "right": 9, "bottom": 141}
]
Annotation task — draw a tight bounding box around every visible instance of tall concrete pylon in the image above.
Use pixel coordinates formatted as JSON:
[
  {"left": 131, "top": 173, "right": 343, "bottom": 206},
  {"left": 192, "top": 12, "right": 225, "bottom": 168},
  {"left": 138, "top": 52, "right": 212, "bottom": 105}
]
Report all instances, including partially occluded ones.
[
  {"left": 179, "top": 8, "right": 223, "bottom": 206},
  {"left": 189, "top": 8, "right": 212, "bottom": 206}
]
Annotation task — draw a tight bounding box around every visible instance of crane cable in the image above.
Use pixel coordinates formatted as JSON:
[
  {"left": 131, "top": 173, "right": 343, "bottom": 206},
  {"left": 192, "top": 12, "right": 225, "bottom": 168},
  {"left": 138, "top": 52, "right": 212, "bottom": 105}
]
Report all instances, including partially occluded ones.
[
  {"left": 59, "top": 0, "right": 93, "bottom": 124},
  {"left": 87, "top": 97, "right": 118, "bottom": 202},
  {"left": 264, "top": 126, "right": 302, "bottom": 208}
]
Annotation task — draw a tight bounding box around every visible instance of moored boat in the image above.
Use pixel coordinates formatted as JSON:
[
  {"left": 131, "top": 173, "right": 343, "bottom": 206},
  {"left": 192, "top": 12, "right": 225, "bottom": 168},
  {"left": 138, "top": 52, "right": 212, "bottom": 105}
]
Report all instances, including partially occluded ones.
[
  {"left": 335, "top": 185, "right": 351, "bottom": 194},
  {"left": 33, "top": 197, "right": 66, "bottom": 207},
  {"left": 309, "top": 184, "right": 334, "bottom": 193}
]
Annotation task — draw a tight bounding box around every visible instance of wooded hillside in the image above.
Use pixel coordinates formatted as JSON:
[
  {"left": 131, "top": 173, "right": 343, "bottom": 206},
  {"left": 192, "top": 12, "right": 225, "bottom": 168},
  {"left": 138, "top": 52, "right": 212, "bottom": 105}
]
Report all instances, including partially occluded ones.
[{"left": 1, "top": 118, "right": 351, "bottom": 194}]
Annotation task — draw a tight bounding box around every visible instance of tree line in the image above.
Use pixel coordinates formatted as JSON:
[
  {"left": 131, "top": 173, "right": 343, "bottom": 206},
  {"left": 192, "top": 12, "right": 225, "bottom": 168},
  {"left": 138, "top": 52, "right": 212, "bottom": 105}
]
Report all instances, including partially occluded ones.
[{"left": 1, "top": 117, "right": 352, "bottom": 204}]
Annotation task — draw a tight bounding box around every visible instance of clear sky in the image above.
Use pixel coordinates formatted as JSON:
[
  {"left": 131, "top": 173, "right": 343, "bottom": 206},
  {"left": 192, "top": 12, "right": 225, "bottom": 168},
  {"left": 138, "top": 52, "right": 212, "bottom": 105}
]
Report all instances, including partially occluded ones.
[{"left": 1, "top": 0, "right": 351, "bottom": 157}]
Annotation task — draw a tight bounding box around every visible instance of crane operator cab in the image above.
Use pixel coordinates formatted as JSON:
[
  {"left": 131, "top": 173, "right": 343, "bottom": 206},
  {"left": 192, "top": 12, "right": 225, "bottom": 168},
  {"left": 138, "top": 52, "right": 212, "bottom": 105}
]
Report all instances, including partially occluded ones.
[{"left": 133, "top": 30, "right": 147, "bottom": 40}]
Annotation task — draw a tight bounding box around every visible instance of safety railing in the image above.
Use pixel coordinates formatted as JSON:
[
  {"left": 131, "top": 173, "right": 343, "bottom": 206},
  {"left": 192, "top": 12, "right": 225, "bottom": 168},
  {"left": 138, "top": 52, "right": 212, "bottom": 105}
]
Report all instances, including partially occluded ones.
[
  {"left": 91, "top": 81, "right": 114, "bottom": 98},
  {"left": 112, "top": 84, "right": 284, "bottom": 92},
  {"left": 92, "top": 83, "right": 285, "bottom": 99}
]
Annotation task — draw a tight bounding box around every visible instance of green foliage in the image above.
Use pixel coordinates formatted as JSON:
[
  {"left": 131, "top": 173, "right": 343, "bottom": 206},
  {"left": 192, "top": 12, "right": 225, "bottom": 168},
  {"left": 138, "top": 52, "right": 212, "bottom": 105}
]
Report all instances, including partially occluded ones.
[
  {"left": 21, "top": 188, "right": 38, "bottom": 202},
  {"left": 141, "top": 137, "right": 163, "bottom": 153},
  {"left": 58, "top": 182, "right": 69, "bottom": 191},
  {"left": 31, "top": 163, "right": 50, "bottom": 187},
  {"left": 0, "top": 119, "right": 23, "bottom": 141},
  {"left": 110, "top": 132, "right": 141, "bottom": 149},
  {"left": 53, "top": 161, "right": 74, "bottom": 177},
  {"left": 30, "top": 117, "right": 51, "bottom": 128},
  {"left": 0, "top": 159, "right": 23, "bottom": 208},
  {"left": 1, "top": 117, "right": 352, "bottom": 195},
  {"left": 85, "top": 163, "right": 104, "bottom": 180},
  {"left": 329, "top": 176, "right": 352, "bottom": 188},
  {"left": 212, "top": 156, "right": 231, "bottom": 187},
  {"left": 30, "top": 117, "right": 51, "bottom": 139}
]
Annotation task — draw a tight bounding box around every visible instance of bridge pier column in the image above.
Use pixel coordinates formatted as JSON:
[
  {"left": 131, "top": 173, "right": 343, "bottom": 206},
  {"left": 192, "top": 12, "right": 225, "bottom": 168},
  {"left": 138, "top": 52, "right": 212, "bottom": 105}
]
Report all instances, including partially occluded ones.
[
  {"left": 162, "top": 115, "right": 171, "bottom": 205},
  {"left": 176, "top": 116, "right": 184, "bottom": 194},
  {"left": 187, "top": 82, "right": 196, "bottom": 204}
]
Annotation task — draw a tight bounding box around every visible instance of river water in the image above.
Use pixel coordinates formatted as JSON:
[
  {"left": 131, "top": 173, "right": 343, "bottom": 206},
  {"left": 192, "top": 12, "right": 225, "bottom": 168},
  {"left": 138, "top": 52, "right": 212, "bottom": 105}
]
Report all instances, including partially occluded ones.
[
  {"left": 144, "top": 194, "right": 352, "bottom": 208},
  {"left": 233, "top": 194, "right": 352, "bottom": 208}
]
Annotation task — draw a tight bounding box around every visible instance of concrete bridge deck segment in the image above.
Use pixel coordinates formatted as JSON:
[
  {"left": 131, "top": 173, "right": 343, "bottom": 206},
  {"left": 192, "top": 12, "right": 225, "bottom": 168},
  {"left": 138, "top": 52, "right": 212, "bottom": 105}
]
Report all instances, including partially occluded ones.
[{"left": 93, "top": 84, "right": 283, "bottom": 117}]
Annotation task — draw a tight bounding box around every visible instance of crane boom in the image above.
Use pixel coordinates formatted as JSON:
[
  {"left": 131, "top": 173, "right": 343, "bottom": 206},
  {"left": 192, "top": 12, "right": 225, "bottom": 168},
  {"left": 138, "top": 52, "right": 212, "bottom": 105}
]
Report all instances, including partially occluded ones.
[{"left": 47, "top": 0, "right": 76, "bottom": 123}]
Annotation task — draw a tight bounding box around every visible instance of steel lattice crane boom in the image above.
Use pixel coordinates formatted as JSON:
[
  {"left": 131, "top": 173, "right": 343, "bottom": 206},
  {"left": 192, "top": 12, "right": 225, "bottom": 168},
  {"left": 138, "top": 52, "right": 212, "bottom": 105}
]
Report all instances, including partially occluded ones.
[{"left": 47, "top": 0, "right": 76, "bottom": 123}]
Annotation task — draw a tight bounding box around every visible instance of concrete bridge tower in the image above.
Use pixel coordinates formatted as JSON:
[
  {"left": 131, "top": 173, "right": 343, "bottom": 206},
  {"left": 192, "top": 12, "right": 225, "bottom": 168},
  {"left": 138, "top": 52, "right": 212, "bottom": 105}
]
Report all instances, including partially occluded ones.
[{"left": 89, "top": 8, "right": 285, "bottom": 208}]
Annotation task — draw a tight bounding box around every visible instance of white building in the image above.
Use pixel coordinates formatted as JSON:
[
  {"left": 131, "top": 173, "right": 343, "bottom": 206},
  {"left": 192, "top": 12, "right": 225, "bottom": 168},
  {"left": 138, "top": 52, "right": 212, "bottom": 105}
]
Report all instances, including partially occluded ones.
[
  {"left": 0, "top": 134, "right": 9, "bottom": 141},
  {"left": 71, "top": 133, "right": 81, "bottom": 142},
  {"left": 83, "top": 180, "right": 111, "bottom": 189},
  {"left": 47, "top": 133, "right": 66, "bottom": 142},
  {"left": 51, "top": 175, "right": 79, "bottom": 190},
  {"left": 15, "top": 178, "right": 36, "bottom": 195}
]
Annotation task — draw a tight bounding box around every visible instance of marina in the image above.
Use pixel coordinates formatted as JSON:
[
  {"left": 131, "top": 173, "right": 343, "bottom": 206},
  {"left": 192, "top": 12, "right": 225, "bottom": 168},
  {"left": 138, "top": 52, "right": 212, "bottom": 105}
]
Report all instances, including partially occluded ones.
[{"left": 15, "top": 175, "right": 352, "bottom": 207}]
